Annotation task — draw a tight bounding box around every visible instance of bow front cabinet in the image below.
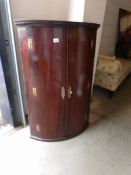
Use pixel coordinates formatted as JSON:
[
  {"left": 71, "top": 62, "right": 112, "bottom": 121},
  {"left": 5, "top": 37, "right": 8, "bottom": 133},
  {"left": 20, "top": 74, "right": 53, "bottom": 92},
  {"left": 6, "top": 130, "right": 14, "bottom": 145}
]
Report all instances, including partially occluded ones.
[{"left": 15, "top": 20, "right": 99, "bottom": 141}]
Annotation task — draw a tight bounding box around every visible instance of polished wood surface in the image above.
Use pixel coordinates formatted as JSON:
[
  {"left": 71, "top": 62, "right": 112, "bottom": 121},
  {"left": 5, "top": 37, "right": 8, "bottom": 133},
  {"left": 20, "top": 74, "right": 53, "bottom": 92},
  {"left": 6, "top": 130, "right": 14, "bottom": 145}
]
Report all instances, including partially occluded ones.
[
  {"left": 19, "top": 27, "right": 67, "bottom": 139},
  {"left": 67, "top": 27, "right": 92, "bottom": 135},
  {"left": 15, "top": 20, "right": 99, "bottom": 29},
  {"left": 16, "top": 20, "right": 99, "bottom": 141}
]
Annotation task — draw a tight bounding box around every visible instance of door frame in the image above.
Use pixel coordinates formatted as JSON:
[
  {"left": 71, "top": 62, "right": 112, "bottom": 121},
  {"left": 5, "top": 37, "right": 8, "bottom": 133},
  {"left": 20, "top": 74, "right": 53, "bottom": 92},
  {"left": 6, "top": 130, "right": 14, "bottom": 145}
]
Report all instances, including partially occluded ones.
[{"left": 0, "top": 0, "right": 26, "bottom": 126}]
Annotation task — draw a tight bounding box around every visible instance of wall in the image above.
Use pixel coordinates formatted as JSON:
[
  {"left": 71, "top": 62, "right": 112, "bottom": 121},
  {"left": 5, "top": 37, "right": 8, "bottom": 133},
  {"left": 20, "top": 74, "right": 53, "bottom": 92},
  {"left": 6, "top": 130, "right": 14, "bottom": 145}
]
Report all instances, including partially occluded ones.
[
  {"left": 99, "top": 0, "right": 131, "bottom": 56},
  {"left": 84, "top": 0, "right": 107, "bottom": 80},
  {"left": 10, "top": 0, "right": 85, "bottom": 21}
]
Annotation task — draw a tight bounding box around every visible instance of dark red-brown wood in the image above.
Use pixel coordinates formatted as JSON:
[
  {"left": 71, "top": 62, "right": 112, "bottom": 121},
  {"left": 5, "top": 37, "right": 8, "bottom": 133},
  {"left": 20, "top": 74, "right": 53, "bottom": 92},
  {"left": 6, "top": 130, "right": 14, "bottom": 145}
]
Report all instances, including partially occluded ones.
[
  {"left": 15, "top": 20, "right": 99, "bottom": 141},
  {"left": 67, "top": 27, "right": 91, "bottom": 136}
]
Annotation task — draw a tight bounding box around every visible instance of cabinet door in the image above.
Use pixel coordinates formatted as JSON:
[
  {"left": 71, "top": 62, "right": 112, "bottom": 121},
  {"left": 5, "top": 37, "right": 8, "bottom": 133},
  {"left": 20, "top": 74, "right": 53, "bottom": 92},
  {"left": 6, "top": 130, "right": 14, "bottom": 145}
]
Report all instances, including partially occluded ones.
[
  {"left": 18, "top": 27, "right": 67, "bottom": 140},
  {"left": 67, "top": 27, "right": 94, "bottom": 136}
]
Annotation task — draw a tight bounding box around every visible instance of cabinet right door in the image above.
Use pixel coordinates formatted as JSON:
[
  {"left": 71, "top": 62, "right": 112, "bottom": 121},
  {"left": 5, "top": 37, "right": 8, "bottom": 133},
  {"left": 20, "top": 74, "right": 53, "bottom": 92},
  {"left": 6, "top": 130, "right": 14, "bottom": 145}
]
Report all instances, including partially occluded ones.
[{"left": 67, "top": 27, "right": 95, "bottom": 136}]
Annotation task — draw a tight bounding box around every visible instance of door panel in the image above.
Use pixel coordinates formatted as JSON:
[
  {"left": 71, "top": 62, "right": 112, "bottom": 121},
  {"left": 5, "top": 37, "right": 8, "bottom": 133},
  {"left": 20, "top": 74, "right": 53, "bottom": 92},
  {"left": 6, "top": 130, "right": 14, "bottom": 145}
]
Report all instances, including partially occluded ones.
[
  {"left": 19, "top": 27, "right": 67, "bottom": 139},
  {"left": 67, "top": 27, "right": 92, "bottom": 135}
]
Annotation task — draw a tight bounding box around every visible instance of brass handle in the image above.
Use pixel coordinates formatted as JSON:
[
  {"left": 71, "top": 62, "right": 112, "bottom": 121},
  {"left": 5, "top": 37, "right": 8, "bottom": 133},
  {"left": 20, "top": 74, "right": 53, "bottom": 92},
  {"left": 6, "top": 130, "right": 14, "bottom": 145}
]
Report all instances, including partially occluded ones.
[
  {"left": 61, "top": 86, "right": 65, "bottom": 100},
  {"left": 68, "top": 85, "right": 73, "bottom": 98},
  {"left": 28, "top": 38, "right": 33, "bottom": 50},
  {"left": 32, "top": 87, "right": 37, "bottom": 97}
]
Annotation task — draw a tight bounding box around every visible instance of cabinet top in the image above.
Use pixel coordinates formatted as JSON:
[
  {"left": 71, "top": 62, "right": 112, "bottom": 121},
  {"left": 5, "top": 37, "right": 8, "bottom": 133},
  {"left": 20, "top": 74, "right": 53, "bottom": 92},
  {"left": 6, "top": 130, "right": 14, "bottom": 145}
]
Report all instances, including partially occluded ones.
[{"left": 14, "top": 20, "right": 100, "bottom": 29}]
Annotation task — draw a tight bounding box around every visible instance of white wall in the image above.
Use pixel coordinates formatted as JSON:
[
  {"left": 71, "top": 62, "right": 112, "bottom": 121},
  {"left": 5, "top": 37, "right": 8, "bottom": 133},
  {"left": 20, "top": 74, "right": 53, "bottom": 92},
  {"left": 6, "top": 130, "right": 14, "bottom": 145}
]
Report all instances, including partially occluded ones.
[
  {"left": 67, "top": 0, "right": 85, "bottom": 21},
  {"left": 99, "top": 0, "right": 131, "bottom": 56},
  {"left": 84, "top": 0, "right": 107, "bottom": 81},
  {"left": 10, "top": 0, "right": 85, "bottom": 21}
]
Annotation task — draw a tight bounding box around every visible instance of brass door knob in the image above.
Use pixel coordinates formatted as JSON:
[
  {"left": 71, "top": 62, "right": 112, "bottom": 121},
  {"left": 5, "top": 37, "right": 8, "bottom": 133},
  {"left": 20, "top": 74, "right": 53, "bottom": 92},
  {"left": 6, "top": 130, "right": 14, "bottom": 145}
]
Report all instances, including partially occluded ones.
[{"left": 68, "top": 85, "right": 73, "bottom": 98}]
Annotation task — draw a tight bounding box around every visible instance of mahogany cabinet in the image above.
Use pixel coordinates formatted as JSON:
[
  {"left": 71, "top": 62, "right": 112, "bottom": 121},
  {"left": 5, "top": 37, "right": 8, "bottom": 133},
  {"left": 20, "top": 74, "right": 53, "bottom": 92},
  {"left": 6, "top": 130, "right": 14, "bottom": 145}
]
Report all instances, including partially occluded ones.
[{"left": 15, "top": 20, "right": 99, "bottom": 141}]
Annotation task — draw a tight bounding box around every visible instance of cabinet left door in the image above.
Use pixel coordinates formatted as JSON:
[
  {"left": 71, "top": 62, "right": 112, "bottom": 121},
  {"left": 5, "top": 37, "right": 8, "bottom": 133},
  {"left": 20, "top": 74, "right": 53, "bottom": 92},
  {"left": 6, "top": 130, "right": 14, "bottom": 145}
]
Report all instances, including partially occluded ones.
[{"left": 18, "top": 26, "right": 67, "bottom": 140}]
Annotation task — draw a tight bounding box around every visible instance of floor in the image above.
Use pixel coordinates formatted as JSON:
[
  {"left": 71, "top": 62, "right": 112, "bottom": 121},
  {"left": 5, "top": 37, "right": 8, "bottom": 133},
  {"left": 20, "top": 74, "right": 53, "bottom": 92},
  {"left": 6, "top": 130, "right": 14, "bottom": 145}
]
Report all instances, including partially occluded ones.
[
  {"left": 0, "top": 58, "right": 13, "bottom": 127},
  {"left": 0, "top": 78, "right": 131, "bottom": 175}
]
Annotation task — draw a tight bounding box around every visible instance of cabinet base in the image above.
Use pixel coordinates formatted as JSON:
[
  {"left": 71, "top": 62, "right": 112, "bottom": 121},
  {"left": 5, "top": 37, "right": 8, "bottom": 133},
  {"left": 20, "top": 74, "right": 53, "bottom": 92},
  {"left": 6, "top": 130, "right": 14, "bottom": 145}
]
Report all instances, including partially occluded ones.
[{"left": 30, "top": 123, "right": 89, "bottom": 142}]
